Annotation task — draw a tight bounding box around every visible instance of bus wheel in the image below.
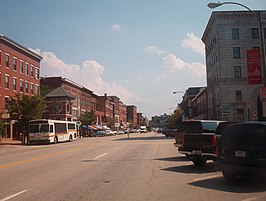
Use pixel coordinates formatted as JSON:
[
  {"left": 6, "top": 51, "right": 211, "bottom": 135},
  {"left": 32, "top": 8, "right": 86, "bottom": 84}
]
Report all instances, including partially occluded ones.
[
  {"left": 54, "top": 137, "right": 58, "bottom": 144},
  {"left": 69, "top": 135, "right": 73, "bottom": 142}
]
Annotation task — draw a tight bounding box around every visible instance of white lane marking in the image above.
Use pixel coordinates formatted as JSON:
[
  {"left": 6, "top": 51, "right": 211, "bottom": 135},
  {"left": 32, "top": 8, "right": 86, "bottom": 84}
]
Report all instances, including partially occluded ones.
[
  {"left": 242, "top": 197, "right": 258, "bottom": 201},
  {"left": 0, "top": 190, "right": 27, "bottom": 201},
  {"left": 193, "top": 174, "right": 222, "bottom": 182},
  {"left": 94, "top": 153, "right": 108, "bottom": 160}
]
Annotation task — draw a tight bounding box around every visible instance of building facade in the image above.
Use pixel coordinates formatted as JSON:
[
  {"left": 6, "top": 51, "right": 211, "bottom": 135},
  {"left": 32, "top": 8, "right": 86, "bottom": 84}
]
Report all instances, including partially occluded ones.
[
  {"left": 126, "top": 105, "right": 137, "bottom": 128},
  {"left": 0, "top": 35, "right": 42, "bottom": 139},
  {"left": 41, "top": 77, "right": 96, "bottom": 121},
  {"left": 202, "top": 11, "right": 266, "bottom": 121}
]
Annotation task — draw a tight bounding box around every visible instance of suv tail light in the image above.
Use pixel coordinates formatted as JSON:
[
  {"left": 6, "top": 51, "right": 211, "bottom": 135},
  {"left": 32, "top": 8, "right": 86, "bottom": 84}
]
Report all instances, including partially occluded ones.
[{"left": 213, "top": 135, "right": 217, "bottom": 146}]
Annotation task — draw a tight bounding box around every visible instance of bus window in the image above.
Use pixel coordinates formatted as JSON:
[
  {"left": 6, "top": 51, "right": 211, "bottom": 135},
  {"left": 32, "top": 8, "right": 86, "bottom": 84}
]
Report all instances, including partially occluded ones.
[
  {"left": 68, "top": 123, "right": 76, "bottom": 130},
  {"left": 55, "top": 123, "right": 67, "bottom": 133},
  {"left": 50, "top": 125, "right": 54, "bottom": 133},
  {"left": 40, "top": 124, "right": 49, "bottom": 132}
]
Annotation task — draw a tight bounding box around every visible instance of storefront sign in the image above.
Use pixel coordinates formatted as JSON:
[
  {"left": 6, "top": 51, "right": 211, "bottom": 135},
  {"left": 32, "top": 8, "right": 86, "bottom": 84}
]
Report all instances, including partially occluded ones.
[{"left": 247, "top": 49, "right": 262, "bottom": 84}]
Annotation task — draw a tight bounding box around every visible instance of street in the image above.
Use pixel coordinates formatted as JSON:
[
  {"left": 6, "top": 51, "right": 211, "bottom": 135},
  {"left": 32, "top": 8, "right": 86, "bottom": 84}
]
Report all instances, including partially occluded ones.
[{"left": 1, "top": 132, "right": 266, "bottom": 201}]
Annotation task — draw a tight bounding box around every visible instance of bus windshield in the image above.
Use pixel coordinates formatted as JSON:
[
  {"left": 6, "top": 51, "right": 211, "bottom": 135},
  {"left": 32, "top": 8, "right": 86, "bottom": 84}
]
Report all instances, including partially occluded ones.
[
  {"left": 40, "top": 124, "right": 49, "bottom": 132},
  {"left": 29, "top": 125, "right": 39, "bottom": 133}
]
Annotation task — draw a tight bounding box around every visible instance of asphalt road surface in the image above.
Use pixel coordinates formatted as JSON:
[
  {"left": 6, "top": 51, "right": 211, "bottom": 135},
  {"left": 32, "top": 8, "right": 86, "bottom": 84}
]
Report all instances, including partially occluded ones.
[{"left": 1, "top": 132, "right": 266, "bottom": 201}]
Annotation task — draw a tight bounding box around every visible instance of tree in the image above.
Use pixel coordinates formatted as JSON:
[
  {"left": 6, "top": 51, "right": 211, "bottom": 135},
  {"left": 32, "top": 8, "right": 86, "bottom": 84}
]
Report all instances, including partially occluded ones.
[
  {"left": 167, "top": 107, "right": 183, "bottom": 127},
  {"left": 79, "top": 110, "right": 96, "bottom": 126},
  {"left": 40, "top": 84, "right": 54, "bottom": 97},
  {"left": 8, "top": 94, "right": 47, "bottom": 136}
]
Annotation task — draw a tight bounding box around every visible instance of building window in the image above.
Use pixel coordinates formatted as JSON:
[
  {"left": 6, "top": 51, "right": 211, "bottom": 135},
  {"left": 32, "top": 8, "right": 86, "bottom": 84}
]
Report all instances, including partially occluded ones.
[
  {"left": 13, "top": 78, "right": 17, "bottom": 90},
  {"left": 5, "top": 54, "right": 9, "bottom": 67},
  {"left": 5, "top": 97, "right": 9, "bottom": 111},
  {"left": 234, "top": 66, "right": 242, "bottom": 78},
  {"left": 25, "top": 82, "right": 29, "bottom": 93},
  {"left": 251, "top": 28, "right": 259, "bottom": 39},
  {"left": 20, "top": 80, "right": 23, "bottom": 92},
  {"left": 5, "top": 75, "right": 9, "bottom": 89},
  {"left": 30, "top": 83, "right": 34, "bottom": 94},
  {"left": 30, "top": 65, "right": 34, "bottom": 77},
  {"left": 35, "top": 85, "right": 39, "bottom": 95},
  {"left": 236, "top": 90, "right": 242, "bottom": 101},
  {"left": 20, "top": 61, "right": 24, "bottom": 74},
  {"left": 25, "top": 63, "right": 29, "bottom": 75},
  {"left": 13, "top": 58, "right": 17, "bottom": 71},
  {"left": 35, "top": 68, "right": 39, "bottom": 79},
  {"left": 0, "top": 51, "right": 1, "bottom": 65},
  {"left": 233, "top": 47, "right": 240, "bottom": 58},
  {"left": 232, "top": 28, "right": 239, "bottom": 39}
]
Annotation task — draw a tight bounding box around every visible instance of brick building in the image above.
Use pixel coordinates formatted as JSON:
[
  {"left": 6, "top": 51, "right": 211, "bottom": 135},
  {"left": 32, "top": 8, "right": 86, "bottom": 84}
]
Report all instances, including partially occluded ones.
[
  {"left": 41, "top": 77, "right": 96, "bottom": 121},
  {"left": 0, "top": 35, "right": 42, "bottom": 139},
  {"left": 127, "top": 105, "right": 137, "bottom": 128}
]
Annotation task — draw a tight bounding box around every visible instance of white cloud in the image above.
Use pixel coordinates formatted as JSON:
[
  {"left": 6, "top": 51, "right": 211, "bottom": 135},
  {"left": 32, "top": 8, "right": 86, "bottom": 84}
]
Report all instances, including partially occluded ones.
[
  {"left": 145, "top": 45, "right": 168, "bottom": 56},
  {"left": 163, "top": 53, "right": 206, "bottom": 78},
  {"left": 181, "top": 32, "right": 205, "bottom": 56},
  {"left": 33, "top": 49, "right": 138, "bottom": 103},
  {"left": 111, "top": 24, "right": 122, "bottom": 31}
]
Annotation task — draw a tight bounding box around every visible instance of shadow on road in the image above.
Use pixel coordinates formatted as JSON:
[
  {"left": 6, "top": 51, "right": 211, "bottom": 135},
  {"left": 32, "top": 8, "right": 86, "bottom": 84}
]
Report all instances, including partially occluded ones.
[
  {"left": 189, "top": 176, "right": 266, "bottom": 193},
  {"left": 155, "top": 156, "right": 189, "bottom": 162},
  {"left": 113, "top": 136, "right": 170, "bottom": 141},
  {"left": 161, "top": 162, "right": 217, "bottom": 174}
]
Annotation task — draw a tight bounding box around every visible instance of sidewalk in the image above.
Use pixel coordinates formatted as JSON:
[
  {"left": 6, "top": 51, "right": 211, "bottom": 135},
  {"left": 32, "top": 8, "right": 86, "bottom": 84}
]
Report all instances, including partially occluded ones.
[{"left": 0, "top": 138, "right": 23, "bottom": 145}]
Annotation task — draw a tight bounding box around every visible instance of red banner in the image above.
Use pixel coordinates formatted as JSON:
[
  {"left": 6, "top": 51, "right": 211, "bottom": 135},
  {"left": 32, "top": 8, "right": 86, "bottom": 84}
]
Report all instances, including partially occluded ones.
[{"left": 247, "top": 49, "right": 262, "bottom": 84}]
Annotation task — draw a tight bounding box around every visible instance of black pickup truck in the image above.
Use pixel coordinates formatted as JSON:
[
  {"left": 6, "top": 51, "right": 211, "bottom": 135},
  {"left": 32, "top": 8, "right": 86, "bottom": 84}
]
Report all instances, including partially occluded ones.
[{"left": 175, "top": 120, "right": 234, "bottom": 166}]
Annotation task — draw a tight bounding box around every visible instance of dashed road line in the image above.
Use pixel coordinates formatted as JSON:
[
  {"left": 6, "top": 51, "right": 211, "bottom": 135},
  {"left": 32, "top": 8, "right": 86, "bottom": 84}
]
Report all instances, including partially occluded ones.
[
  {"left": 0, "top": 190, "right": 27, "bottom": 201},
  {"left": 94, "top": 153, "right": 108, "bottom": 160}
]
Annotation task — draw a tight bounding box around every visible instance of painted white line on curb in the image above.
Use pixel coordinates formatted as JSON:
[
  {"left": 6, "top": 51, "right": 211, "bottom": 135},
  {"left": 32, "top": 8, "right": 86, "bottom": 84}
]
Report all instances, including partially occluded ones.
[
  {"left": 94, "top": 153, "right": 108, "bottom": 160},
  {"left": 241, "top": 197, "right": 258, "bottom": 201},
  {"left": 193, "top": 174, "right": 222, "bottom": 182},
  {"left": 0, "top": 190, "right": 27, "bottom": 201}
]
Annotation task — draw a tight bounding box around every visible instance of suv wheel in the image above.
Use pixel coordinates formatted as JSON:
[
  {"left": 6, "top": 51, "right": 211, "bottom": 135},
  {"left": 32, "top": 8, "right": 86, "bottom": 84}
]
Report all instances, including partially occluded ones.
[
  {"left": 192, "top": 157, "right": 207, "bottom": 167},
  {"left": 222, "top": 170, "right": 236, "bottom": 182}
]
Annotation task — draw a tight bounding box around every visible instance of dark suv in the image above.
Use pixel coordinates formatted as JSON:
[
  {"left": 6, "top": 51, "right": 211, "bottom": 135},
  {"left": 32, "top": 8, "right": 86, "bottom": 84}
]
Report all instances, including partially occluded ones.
[{"left": 215, "top": 122, "right": 266, "bottom": 181}]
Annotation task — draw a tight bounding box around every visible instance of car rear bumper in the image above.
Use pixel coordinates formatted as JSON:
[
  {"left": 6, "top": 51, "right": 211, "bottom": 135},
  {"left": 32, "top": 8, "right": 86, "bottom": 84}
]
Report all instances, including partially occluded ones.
[{"left": 215, "top": 161, "right": 266, "bottom": 176}]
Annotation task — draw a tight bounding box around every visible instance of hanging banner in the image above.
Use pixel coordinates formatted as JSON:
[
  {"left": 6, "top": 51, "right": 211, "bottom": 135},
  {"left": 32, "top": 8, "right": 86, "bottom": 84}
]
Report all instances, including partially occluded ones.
[{"left": 247, "top": 49, "right": 262, "bottom": 84}]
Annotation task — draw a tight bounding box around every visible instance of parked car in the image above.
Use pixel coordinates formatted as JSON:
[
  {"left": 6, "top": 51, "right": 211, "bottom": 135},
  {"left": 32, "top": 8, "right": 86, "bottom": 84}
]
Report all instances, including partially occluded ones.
[
  {"left": 215, "top": 122, "right": 266, "bottom": 181},
  {"left": 162, "top": 127, "right": 178, "bottom": 137},
  {"left": 140, "top": 126, "right": 147, "bottom": 133},
  {"left": 177, "top": 120, "right": 224, "bottom": 166},
  {"left": 94, "top": 130, "right": 107, "bottom": 137}
]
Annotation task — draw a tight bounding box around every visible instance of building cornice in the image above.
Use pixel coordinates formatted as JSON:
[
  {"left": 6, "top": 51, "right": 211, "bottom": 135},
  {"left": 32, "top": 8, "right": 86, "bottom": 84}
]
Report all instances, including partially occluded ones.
[{"left": 0, "top": 34, "right": 42, "bottom": 61}]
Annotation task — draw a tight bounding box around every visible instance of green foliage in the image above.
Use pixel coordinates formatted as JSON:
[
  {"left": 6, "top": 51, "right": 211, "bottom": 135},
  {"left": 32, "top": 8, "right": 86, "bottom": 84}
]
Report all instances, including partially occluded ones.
[
  {"left": 8, "top": 94, "right": 47, "bottom": 135},
  {"left": 78, "top": 110, "right": 96, "bottom": 126},
  {"left": 167, "top": 107, "right": 183, "bottom": 127},
  {"left": 40, "top": 84, "right": 54, "bottom": 97},
  {"left": 0, "top": 115, "right": 7, "bottom": 138}
]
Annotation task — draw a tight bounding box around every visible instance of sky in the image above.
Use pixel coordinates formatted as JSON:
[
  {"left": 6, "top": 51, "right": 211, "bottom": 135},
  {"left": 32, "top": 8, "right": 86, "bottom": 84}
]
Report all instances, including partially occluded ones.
[{"left": 1, "top": 0, "right": 265, "bottom": 119}]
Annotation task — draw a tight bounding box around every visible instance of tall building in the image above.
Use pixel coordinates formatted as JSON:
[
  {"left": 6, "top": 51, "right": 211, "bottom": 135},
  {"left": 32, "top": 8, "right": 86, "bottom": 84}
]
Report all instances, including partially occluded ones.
[
  {"left": 0, "top": 35, "right": 42, "bottom": 139},
  {"left": 202, "top": 11, "right": 266, "bottom": 121},
  {"left": 126, "top": 105, "right": 137, "bottom": 128}
]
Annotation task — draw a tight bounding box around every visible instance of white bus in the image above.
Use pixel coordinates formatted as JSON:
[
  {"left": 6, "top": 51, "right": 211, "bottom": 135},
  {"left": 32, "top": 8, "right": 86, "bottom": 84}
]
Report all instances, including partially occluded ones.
[{"left": 28, "top": 119, "right": 77, "bottom": 144}]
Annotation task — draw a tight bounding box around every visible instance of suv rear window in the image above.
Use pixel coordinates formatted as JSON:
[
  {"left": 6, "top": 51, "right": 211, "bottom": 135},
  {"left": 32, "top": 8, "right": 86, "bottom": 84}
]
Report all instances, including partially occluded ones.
[
  {"left": 182, "top": 121, "right": 218, "bottom": 134},
  {"left": 221, "top": 124, "right": 266, "bottom": 144}
]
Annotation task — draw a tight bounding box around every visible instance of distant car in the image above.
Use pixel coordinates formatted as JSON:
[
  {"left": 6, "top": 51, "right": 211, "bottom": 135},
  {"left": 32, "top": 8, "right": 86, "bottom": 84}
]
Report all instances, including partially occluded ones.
[
  {"left": 94, "top": 130, "right": 106, "bottom": 137},
  {"left": 140, "top": 126, "right": 147, "bottom": 133},
  {"left": 162, "top": 127, "right": 178, "bottom": 137},
  {"left": 106, "top": 129, "right": 116, "bottom": 136},
  {"left": 215, "top": 122, "right": 266, "bottom": 181}
]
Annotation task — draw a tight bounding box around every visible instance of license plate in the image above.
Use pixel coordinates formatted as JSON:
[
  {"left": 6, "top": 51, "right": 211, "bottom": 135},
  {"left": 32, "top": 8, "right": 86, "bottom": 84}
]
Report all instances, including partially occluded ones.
[
  {"left": 235, "top": 150, "right": 246, "bottom": 157},
  {"left": 193, "top": 150, "right": 202, "bottom": 155}
]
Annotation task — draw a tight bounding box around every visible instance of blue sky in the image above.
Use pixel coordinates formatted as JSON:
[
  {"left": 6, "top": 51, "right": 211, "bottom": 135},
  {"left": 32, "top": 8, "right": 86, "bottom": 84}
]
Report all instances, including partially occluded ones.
[{"left": 1, "top": 0, "right": 265, "bottom": 118}]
